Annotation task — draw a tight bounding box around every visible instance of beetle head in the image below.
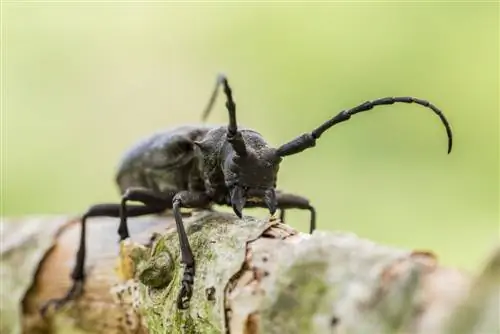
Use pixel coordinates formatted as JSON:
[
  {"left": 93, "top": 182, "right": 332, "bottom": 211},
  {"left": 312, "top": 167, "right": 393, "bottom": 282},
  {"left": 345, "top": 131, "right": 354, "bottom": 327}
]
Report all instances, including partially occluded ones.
[
  {"left": 224, "top": 147, "right": 282, "bottom": 218},
  {"left": 198, "top": 74, "right": 283, "bottom": 219}
]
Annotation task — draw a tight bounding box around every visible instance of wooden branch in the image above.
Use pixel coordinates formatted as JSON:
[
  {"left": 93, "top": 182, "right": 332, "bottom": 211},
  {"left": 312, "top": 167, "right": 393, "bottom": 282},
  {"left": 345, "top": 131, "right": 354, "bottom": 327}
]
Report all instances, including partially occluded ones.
[{"left": 1, "top": 212, "right": 499, "bottom": 334}]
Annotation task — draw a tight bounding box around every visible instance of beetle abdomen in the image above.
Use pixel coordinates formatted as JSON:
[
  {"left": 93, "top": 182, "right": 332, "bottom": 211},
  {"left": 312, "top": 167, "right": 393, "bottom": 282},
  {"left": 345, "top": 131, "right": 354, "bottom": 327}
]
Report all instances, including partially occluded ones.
[{"left": 115, "top": 125, "right": 215, "bottom": 194}]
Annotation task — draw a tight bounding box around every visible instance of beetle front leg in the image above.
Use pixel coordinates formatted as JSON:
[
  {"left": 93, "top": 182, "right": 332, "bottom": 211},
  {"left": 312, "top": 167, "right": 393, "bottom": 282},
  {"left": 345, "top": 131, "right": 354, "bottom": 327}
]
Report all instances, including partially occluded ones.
[
  {"left": 274, "top": 191, "right": 316, "bottom": 234},
  {"left": 118, "top": 188, "right": 212, "bottom": 309},
  {"left": 172, "top": 190, "right": 212, "bottom": 309},
  {"left": 279, "top": 209, "right": 286, "bottom": 224},
  {"left": 246, "top": 191, "right": 316, "bottom": 234}
]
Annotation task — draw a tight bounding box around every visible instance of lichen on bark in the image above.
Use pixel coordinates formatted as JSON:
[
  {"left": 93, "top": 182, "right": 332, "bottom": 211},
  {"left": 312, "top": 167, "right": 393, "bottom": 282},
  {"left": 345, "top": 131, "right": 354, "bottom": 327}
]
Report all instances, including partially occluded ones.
[{"left": 130, "top": 211, "right": 274, "bottom": 334}]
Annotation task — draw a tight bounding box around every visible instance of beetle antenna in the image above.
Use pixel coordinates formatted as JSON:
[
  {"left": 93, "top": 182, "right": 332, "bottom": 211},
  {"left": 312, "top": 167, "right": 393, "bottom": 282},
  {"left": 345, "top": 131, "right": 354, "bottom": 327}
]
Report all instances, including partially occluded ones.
[
  {"left": 276, "top": 96, "right": 453, "bottom": 157},
  {"left": 217, "top": 74, "right": 247, "bottom": 156},
  {"left": 201, "top": 75, "right": 223, "bottom": 122}
]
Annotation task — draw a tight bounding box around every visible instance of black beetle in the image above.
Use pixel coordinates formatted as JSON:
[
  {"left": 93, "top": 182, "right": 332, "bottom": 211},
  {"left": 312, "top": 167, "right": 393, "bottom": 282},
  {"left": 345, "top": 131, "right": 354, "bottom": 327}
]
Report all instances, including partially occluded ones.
[{"left": 41, "top": 74, "right": 453, "bottom": 313}]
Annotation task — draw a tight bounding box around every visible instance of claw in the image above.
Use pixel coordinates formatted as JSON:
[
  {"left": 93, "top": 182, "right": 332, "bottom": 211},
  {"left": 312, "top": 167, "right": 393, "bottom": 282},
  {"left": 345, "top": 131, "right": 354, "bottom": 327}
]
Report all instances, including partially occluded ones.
[
  {"left": 177, "top": 281, "right": 193, "bottom": 309},
  {"left": 176, "top": 267, "right": 194, "bottom": 309},
  {"left": 39, "top": 280, "right": 84, "bottom": 317}
]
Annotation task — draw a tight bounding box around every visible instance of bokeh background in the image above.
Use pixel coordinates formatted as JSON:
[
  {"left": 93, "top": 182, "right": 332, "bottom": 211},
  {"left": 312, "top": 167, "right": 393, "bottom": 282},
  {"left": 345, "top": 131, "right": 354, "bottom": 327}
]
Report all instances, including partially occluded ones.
[{"left": 3, "top": 2, "right": 498, "bottom": 273}]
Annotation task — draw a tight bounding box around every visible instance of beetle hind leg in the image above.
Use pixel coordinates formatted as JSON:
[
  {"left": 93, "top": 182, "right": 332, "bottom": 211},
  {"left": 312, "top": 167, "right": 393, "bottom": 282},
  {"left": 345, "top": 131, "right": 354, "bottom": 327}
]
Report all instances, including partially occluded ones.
[{"left": 40, "top": 203, "right": 166, "bottom": 317}]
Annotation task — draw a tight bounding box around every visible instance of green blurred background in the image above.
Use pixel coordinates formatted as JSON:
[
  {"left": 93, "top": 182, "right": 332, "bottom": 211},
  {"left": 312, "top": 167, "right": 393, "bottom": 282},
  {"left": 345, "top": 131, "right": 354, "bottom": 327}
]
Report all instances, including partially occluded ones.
[{"left": 2, "top": 2, "right": 498, "bottom": 273}]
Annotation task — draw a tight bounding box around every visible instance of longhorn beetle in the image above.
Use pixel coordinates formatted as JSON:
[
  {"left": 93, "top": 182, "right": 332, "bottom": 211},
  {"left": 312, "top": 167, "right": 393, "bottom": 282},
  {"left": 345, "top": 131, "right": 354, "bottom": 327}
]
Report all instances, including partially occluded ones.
[{"left": 41, "top": 74, "right": 453, "bottom": 313}]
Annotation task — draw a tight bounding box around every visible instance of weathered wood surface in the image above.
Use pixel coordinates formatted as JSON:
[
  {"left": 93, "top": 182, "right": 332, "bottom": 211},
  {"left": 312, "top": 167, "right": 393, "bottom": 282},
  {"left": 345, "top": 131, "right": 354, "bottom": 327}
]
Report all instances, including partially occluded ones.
[{"left": 1, "top": 212, "right": 499, "bottom": 334}]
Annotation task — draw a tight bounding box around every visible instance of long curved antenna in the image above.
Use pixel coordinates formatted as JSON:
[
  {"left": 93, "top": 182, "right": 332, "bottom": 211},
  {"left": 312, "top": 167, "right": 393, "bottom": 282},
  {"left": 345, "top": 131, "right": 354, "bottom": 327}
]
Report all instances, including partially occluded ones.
[{"left": 276, "top": 96, "right": 453, "bottom": 157}]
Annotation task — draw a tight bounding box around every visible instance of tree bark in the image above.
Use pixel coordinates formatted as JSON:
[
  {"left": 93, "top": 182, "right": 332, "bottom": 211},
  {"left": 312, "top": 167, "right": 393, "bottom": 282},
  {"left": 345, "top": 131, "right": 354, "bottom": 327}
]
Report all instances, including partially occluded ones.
[{"left": 1, "top": 212, "right": 498, "bottom": 334}]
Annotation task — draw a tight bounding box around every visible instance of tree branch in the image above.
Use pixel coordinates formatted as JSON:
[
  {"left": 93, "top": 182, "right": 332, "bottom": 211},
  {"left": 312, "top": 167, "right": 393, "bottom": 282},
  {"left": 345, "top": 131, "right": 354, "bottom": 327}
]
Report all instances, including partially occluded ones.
[{"left": 1, "top": 212, "right": 498, "bottom": 334}]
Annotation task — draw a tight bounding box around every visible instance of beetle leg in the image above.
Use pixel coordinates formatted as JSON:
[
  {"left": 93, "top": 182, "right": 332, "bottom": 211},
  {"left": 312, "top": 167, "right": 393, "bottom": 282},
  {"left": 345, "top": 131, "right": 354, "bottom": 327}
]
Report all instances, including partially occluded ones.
[
  {"left": 171, "top": 190, "right": 212, "bottom": 309},
  {"left": 275, "top": 192, "right": 316, "bottom": 234},
  {"left": 119, "top": 187, "right": 176, "bottom": 240},
  {"left": 245, "top": 191, "right": 316, "bottom": 234},
  {"left": 40, "top": 203, "right": 166, "bottom": 316},
  {"left": 279, "top": 209, "right": 286, "bottom": 223},
  {"left": 119, "top": 188, "right": 212, "bottom": 309}
]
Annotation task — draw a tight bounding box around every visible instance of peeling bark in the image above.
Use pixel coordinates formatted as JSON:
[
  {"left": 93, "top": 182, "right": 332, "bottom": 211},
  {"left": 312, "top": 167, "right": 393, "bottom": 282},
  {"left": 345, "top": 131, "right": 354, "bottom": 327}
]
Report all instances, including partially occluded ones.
[{"left": 1, "top": 212, "right": 498, "bottom": 334}]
